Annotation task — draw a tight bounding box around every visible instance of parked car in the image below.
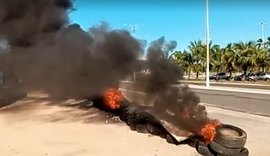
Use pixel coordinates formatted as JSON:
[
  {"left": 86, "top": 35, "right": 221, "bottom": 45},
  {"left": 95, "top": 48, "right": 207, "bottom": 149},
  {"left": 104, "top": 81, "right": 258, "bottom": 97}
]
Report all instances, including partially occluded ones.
[
  {"left": 210, "top": 72, "right": 231, "bottom": 80},
  {"left": 245, "top": 72, "right": 269, "bottom": 81},
  {"left": 233, "top": 74, "right": 246, "bottom": 81},
  {"left": 256, "top": 72, "right": 270, "bottom": 81},
  {"left": 246, "top": 72, "right": 258, "bottom": 81}
]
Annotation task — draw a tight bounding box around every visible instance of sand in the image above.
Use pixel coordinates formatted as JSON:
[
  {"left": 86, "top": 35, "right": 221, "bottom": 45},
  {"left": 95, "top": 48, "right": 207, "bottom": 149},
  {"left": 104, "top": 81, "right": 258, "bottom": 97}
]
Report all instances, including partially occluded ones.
[{"left": 0, "top": 93, "right": 197, "bottom": 156}]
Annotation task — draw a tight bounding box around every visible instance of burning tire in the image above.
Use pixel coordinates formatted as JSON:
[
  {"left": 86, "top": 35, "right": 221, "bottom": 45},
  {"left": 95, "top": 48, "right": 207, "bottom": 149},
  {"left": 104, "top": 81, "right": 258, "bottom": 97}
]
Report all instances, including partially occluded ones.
[
  {"left": 214, "top": 124, "right": 247, "bottom": 149},
  {"left": 134, "top": 124, "right": 148, "bottom": 133},
  {"left": 124, "top": 106, "right": 154, "bottom": 133},
  {"left": 195, "top": 123, "right": 248, "bottom": 156},
  {"left": 209, "top": 141, "right": 242, "bottom": 155},
  {"left": 195, "top": 141, "right": 215, "bottom": 156},
  {"left": 206, "top": 124, "right": 249, "bottom": 156},
  {"left": 195, "top": 141, "right": 249, "bottom": 156},
  {"left": 146, "top": 122, "right": 163, "bottom": 135},
  {"left": 214, "top": 147, "right": 249, "bottom": 156}
]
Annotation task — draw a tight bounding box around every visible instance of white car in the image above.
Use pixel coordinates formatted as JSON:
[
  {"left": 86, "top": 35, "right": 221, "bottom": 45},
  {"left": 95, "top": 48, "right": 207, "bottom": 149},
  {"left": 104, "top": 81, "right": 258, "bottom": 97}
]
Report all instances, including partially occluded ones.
[{"left": 257, "top": 72, "right": 270, "bottom": 81}]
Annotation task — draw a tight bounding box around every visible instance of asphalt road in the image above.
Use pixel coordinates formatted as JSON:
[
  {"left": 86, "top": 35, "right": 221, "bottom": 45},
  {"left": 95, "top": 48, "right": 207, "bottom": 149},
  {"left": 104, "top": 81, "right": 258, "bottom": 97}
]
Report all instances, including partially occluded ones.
[
  {"left": 180, "top": 80, "right": 270, "bottom": 90},
  {"left": 120, "top": 81, "right": 270, "bottom": 117},
  {"left": 191, "top": 88, "right": 270, "bottom": 117}
]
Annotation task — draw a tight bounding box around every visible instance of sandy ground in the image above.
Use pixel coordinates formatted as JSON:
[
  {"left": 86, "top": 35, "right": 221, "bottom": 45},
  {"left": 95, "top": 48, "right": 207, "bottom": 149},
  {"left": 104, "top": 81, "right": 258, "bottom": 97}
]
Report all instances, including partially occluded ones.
[
  {"left": 0, "top": 93, "right": 198, "bottom": 156},
  {"left": 1, "top": 92, "right": 270, "bottom": 156}
]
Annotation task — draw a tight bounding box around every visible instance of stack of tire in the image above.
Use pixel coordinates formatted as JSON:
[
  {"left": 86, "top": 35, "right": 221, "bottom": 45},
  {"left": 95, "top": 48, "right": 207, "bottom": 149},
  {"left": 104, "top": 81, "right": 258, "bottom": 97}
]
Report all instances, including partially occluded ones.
[
  {"left": 196, "top": 124, "right": 248, "bottom": 156},
  {"left": 91, "top": 97, "right": 175, "bottom": 142},
  {"left": 119, "top": 103, "right": 179, "bottom": 144}
]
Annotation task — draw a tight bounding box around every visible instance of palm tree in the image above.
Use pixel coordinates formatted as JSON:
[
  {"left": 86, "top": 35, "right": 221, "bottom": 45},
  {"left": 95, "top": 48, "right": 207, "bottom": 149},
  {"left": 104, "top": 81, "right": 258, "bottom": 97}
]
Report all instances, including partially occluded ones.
[
  {"left": 234, "top": 41, "right": 257, "bottom": 75},
  {"left": 188, "top": 40, "right": 206, "bottom": 79},
  {"left": 172, "top": 50, "right": 194, "bottom": 79},
  {"left": 222, "top": 43, "right": 237, "bottom": 77},
  {"left": 265, "top": 37, "right": 270, "bottom": 48},
  {"left": 254, "top": 47, "right": 270, "bottom": 72},
  {"left": 210, "top": 44, "right": 223, "bottom": 75},
  {"left": 256, "top": 38, "right": 264, "bottom": 49}
]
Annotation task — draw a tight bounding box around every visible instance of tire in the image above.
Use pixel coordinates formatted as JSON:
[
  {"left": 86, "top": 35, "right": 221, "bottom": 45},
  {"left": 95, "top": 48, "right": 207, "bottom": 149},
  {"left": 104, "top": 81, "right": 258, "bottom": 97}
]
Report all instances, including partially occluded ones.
[
  {"left": 214, "top": 124, "right": 247, "bottom": 149},
  {"left": 125, "top": 107, "right": 150, "bottom": 133},
  {"left": 209, "top": 141, "right": 242, "bottom": 155},
  {"left": 265, "top": 78, "right": 270, "bottom": 82},
  {"left": 195, "top": 141, "right": 215, "bottom": 156},
  {"left": 135, "top": 124, "right": 148, "bottom": 133},
  {"left": 166, "top": 134, "right": 177, "bottom": 144},
  {"left": 119, "top": 105, "right": 134, "bottom": 122},
  {"left": 126, "top": 108, "right": 137, "bottom": 129},
  {"left": 146, "top": 123, "right": 163, "bottom": 135},
  {"left": 216, "top": 147, "right": 249, "bottom": 156}
]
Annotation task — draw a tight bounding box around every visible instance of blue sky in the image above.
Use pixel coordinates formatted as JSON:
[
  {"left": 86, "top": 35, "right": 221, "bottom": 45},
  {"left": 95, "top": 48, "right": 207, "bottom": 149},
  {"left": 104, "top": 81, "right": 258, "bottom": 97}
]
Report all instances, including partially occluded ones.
[{"left": 69, "top": 0, "right": 270, "bottom": 51}]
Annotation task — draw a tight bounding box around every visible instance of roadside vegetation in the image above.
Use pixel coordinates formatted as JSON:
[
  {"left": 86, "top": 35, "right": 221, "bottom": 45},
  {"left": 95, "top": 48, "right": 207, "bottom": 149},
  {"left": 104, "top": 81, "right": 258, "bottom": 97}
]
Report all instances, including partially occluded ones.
[{"left": 171, "top": 37, "right": 270, "bottom": 80}]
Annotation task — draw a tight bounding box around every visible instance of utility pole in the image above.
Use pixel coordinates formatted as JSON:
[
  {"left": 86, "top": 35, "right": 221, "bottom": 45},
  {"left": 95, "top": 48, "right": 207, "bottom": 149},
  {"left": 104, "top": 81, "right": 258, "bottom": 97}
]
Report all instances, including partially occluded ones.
[
  {"left": 259, "top": 22, "right": 266, "bottom": 48},
  {"left": 205, "top": 0, "right": 210, "bottom": 87}
]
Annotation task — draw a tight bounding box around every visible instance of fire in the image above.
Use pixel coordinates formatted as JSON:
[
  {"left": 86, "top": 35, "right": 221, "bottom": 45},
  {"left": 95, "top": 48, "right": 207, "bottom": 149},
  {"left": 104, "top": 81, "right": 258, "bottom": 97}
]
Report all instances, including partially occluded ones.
[
  {"left": 103, "top": 88, "right": 124, "bottom": 110},
  {"left": 199, "top": 120, "right": 221, "bottom": 144}
]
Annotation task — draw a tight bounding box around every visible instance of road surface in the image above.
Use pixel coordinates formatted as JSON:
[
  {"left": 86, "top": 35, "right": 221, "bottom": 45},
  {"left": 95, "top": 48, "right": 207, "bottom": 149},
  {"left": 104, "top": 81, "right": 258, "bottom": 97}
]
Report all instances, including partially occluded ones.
[
  {"left": 190, "top": 86, "right": 270, "bottom": 117},
  {"left": 180, "top": 80, "right": 270, "bottom": 90},
  {"left": 120, "top": 81, "right": 270, "bottom": 117}
]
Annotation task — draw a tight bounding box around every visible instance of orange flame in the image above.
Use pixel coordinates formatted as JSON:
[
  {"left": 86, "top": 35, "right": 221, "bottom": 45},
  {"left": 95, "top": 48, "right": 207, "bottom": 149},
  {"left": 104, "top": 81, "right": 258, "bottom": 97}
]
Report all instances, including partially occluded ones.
[
  {"left": 103, "top": 88, "right": 124, "bottom": 110},
  {"left": 199, "top": 120, "right": 221, "bottom": 144}
]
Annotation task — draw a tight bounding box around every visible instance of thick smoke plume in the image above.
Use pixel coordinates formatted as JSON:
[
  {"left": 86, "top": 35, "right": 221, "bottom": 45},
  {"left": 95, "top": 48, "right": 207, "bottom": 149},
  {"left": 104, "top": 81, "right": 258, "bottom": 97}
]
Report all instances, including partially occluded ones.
[
  {"left": 0, "top": 0, "right": 142, "bottom": 98},
  {"left": 0, "top": 0, "right": 72, "bottom": 47},
  {"left": 0, "top": 0, "right": 208, "bottom": 133},
  {"left": 133, "top": 37, "right": 208, "bottom": 132}
]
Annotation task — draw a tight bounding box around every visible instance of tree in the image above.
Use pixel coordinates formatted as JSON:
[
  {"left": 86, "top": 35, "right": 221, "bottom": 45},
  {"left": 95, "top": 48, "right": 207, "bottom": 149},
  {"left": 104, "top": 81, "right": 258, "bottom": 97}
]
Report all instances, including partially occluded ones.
[
  {"left": 256, "top": 38, "right": 264, "bottom": 49},
  {"left": 172, "top": 50, "right": 193, "bottom": 79},
  {"left": 188, "top": 40, "right": 205, "bottom": 79},
  {"left": 234, "top": 41, "right": 257, "bottom": 75},
  {"left": 222, "top": 43, "right": 237, "bottom": 77},
  {"left": 210, "top": 44, "right": 223, "bottom": 75},
  {"left": 254, "top": 47, "right": 269, "bottom": 72},
  {"left": 265, "top": 37, "right": 270, "bottom": 48}
]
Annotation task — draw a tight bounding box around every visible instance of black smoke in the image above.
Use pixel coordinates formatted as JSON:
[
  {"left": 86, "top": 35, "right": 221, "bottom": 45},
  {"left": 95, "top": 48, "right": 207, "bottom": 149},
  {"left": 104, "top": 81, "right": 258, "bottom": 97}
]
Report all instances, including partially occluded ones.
[
  {"left": 0, "top": 0, "right": 142, "bottom": 98},
  {"left": 132, "top": 37, "right": 208, "bottom": 132},
  {"left": 0, "top": 0, "right": 208, "bottom": 133},
  {"left": 0, "top": 0, "right": 73, "bottom": 47}
]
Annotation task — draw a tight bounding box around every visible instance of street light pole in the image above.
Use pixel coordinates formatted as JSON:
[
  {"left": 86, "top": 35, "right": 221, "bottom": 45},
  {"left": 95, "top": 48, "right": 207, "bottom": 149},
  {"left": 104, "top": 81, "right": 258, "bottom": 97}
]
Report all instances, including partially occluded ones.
[
  {"left": 259, "top": 22, "right": 266, "bottom": 48},
  {"left": 206, "top": 0, "right": 210, "bottom": 87}
]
